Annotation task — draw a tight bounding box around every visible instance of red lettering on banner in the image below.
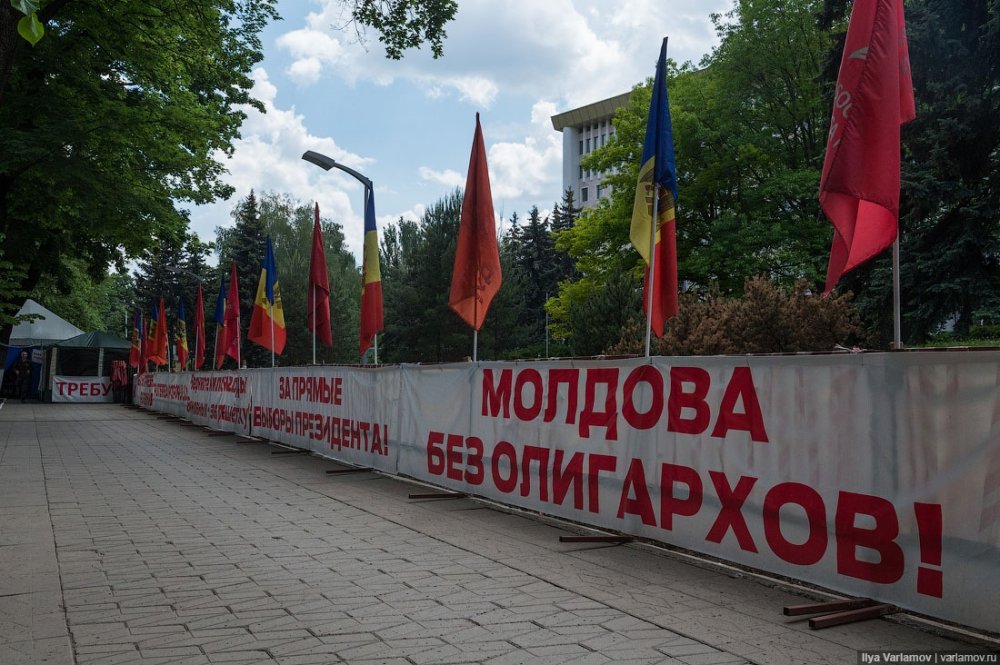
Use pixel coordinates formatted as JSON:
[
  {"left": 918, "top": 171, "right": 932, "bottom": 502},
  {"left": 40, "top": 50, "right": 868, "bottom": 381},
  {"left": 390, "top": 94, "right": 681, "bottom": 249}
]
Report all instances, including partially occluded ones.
[
  {"left": 552, "top": 450, "right": 584, "bottom": 510},
  {"left": 580, "top": 369, "right": 619, "bottom": 440},
  {"left": 446, "top": 433, "right": 464, "bottom": 481},
  {"left": 706, "top": 471, "right": 759, "bottom": 553},
  {"left": 660, "top": 463, "right": 703, "bottom": 530},
  {"left": 914, "top": 502, "right": 943, "bottom": 598},
  {"left": 481, "top": 366, "right": 768, "bottom": 444},
  {"left": 492, "top": 441, "right": 518, "bottom": 493},
  {"left": 544, "top": 369, "right": 579, "bottom": 424},
  {"left": 835, "top": 491, "right": 904, "bottom": 585},
  {"left": 520, "top": 445, "right": 550, "bottom": 501},
  {"left": 710, "top": 367, "right": 769, "bottom": 442},
  {"left": 465, "top": 436, "right": 485, "bottom": 485},
  {"left": 482, "top": 369, "right": 512, "bottom": 418},
  {"left": 587, "top": 454, "right": 617, "bottom": 514},
  {"left": 622, "top": 365, "right": 663, "bottom": 430},
  {"left": 667, "top": 367, "right": 711, "bottom": 435},
  {"left": 763, "top": 482, "right": 827, "bottom": 565},
  {"left": 514, "top": 370, "right": 543, "bottom": 421},
  {"left": 617, "top": 459, "right": 655, "bottom": 526}
]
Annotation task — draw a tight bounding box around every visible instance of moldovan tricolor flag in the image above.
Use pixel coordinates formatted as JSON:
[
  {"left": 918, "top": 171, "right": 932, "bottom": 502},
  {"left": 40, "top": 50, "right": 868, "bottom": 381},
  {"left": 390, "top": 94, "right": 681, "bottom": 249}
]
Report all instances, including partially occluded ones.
[
  {"left": 309, "top": 203, "right": 333, "bottom": 348},
  {"left": 193, "top": 284, "right": 206, "bottom": 370},
  {"left": 213, "top": 274, "right": 227, "bottom": 370},
  {"left": 129, "top": 309, "right": 142, "bottom": 368},
  {"left": 449, "top": 113, "right": 501, "bottom": 331},
  {"left": 145, "top": 303, "right": 159, "bottom": 365},
  {"left": 629, "top": 37, "right": 679, "bottom": 338},
  {"left": 176, "top": 297, "right": 189, "bottom": 369},
  {"left": 359, "top": 190, "right": 383, "bottom": 356},
  {"left": 224, "top": 262, "right": 241, "bottom": 365},
  {"left": 821, "top": 0, "right": 915, "bottom": 293},
  {"left": 248, "top": 236, "right": 286, "bottom": 355}
]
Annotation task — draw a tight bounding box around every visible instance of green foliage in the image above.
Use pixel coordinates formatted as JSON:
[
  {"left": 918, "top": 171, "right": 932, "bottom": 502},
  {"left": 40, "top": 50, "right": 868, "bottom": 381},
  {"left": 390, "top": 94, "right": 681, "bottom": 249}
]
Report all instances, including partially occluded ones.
[
  {"left": 566, "top": 267, "right": 642, "bottom": 357},
  {"left": 32, "top": 263, "right": 135, "bottom": 336},
  {"left": 609, "top": 276, "right": 868, "bottom": 356},
  {"left": 0, "top": 0, "right": 278, "bottom": 342},
  {"left": 351, "top": 0, "right": 458, "bottom": 59}
]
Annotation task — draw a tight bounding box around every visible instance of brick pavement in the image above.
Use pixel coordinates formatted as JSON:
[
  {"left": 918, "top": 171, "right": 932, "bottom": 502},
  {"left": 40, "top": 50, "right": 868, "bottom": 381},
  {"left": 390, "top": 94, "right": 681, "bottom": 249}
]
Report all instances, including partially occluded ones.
[{"left": 1, "top": 402, "right": 995, "bottom": 664}]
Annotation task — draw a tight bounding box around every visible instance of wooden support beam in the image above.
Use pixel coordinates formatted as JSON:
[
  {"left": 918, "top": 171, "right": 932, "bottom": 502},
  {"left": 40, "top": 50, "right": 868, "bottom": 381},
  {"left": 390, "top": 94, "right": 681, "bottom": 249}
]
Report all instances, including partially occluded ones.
[
  {"left": 808, "top": 604, "right": 898, "bottom": 629},
  {"left": 783, "top": 598, "right": 873, "bottom": 616},
  {"left": 559, "top": 535, "right": 633, "bottom": 544},
  {"left": 408, "top": 492, "right": 466, "bottom": 500}
]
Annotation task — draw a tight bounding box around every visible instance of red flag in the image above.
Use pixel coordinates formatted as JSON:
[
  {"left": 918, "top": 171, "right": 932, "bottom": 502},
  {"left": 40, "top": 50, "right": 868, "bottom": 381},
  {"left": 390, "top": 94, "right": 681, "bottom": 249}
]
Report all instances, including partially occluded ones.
[
  {"left": 224, "top": 262, "right": 241, "bottom": 365},
  {"left": 308, "top": 203, "right": 333, "bottom": 347},
  {"left": 138, "top": 314, "right": 149, "bottom": 373},
  {"left": 193, "top": 284, "right": 206, "bottom": 370},
  {"left": 154, "top": 297, "right": 168, "bottom": 366},
  {"left": 821, "top": 0, "right": 915, "bottom": 293},
  {"left": 449, "top": 113, "right": 502, "bottom": 331}
]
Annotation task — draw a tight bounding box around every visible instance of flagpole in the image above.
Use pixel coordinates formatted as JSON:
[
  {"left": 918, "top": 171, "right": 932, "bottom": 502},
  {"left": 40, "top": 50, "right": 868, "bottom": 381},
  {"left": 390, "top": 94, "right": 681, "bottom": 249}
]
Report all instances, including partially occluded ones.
[
  {"left": 269, "top": 302, "right": 275, "bottom": 368},
  {"left": 893, "top": 238, "right": 902, "bottom": 349},
  {"left": 236, "top": 313, "right": 241, "bottom": 369},
  {"left": 311, "top": 284, "right": 317, "bottom": 365},
  {"left": 213, "top": 327, "right": 219, "bottom": 370},
  {"left": 644, "top": 184, "right": 660, "bottom": 358},
  {"left": 373, "top": 334, "right": 378, "bottom": 365}
]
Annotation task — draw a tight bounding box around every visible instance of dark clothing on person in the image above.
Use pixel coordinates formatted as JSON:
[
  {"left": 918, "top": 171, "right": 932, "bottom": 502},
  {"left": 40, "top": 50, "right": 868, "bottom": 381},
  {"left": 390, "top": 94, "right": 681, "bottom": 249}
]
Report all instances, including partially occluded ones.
[{"left": 12, "top": 357, "right": 32, "bottom": 402}]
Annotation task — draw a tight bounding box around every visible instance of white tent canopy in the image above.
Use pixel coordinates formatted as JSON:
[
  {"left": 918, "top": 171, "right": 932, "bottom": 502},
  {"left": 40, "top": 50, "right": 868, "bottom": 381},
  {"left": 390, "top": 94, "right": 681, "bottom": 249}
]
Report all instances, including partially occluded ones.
[{"left": 9, "top": 299, "right": 84, "bottom": 347}]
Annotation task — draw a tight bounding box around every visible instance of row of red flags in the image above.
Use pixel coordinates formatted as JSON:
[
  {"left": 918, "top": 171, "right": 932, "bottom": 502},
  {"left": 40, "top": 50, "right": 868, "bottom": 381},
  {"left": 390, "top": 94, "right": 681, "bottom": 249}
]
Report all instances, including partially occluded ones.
[
  {"left": 132, "top": 0, "right": 912, "bottom": 369},
  {"left": 130, "top": 113, "right": 504, "bottom": 370}
]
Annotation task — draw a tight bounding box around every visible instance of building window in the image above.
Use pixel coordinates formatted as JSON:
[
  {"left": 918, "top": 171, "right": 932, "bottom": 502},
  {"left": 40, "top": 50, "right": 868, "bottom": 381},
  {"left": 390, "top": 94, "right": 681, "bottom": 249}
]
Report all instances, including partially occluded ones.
[
  {"left": 579, "top": 140, "right": 583, "bottom": 155},
  {"left": 579, "top": 166, "right": 583, "bottom": 180},
  {"left": 586, "top": 137, "right": 591, "bottom": 153},
  {"left": 581, "top": 186, "right": 589, "bottom": 202},
  {"left": 596, "top": 184, "right": 603, "bottom": 198},
  {"left": 601, "top": 133, "right": 606, "bottom": 146}
]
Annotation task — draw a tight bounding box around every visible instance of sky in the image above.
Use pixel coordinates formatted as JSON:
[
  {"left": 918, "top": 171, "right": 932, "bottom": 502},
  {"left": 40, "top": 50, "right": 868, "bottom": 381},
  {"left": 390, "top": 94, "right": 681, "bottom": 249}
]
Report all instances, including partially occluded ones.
[{"left": 189, "top": 0, "right": 733, "bottom": 264}]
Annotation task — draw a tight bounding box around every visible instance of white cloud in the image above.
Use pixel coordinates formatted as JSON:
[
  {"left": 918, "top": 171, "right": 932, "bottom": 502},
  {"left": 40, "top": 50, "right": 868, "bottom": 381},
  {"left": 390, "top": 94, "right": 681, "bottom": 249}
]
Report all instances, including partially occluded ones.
[
  {"left": 418, "top": 166, "right": 465, "bottom": 189},
  {"left": 187, "top": 68, "right": 373, "bottom": 263}
]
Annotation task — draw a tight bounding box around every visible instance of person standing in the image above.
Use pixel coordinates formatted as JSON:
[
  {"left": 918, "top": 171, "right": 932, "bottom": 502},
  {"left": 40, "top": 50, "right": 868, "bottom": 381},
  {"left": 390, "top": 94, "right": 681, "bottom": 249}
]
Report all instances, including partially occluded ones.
[{"left": 12, "top": 351, "right": 32, "bottom": 402}]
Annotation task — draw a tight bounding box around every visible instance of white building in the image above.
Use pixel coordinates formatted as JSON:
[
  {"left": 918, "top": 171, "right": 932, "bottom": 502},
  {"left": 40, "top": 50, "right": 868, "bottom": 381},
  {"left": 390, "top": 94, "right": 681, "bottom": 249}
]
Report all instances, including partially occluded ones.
[{"left": 550, "top": 91, "right": 630, "bottom": 208}]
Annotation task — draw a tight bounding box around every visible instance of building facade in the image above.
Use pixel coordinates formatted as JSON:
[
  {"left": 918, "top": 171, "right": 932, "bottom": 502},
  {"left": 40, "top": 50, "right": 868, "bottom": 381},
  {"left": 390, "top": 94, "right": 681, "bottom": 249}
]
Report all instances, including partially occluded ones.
[{"left": 550, "top": 92, "right": 630, "bottom": 208}]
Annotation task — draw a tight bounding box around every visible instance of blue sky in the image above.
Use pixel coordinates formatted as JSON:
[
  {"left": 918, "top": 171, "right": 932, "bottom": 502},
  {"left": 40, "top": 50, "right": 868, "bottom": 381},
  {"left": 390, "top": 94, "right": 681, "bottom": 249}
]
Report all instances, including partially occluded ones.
[{"left": 188, "top": 0, "right": 732, "bottom": 263}]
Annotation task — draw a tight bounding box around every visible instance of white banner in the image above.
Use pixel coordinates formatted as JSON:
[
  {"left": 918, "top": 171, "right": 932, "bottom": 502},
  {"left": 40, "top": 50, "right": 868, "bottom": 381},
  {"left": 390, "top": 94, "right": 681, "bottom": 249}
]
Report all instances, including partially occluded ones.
[
  {"left": 133, "top": 353, "right": 1000, "bottom": 633},
  {"left": 247, "top": 366, "right": 400, "bottom": 472},
  {"left": 53, "top": 376, "right": 113, "bottom": 402},
  {"left": 134, "top": 371, "right": 251, "bottom": 436}
]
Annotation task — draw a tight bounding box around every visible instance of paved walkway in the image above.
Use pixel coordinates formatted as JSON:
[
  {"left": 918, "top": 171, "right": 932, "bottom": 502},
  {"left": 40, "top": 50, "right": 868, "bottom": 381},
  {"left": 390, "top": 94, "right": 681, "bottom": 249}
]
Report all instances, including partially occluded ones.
[{"left": 1, "top": 402, "right": 995, "bottom": 665}]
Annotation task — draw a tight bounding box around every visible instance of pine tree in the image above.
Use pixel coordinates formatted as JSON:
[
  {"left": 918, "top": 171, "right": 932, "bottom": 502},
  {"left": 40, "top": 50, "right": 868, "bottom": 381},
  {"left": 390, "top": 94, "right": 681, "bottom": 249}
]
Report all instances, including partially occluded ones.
[{"left": 216, "top": 190, "right": 268, "bottom": 367}]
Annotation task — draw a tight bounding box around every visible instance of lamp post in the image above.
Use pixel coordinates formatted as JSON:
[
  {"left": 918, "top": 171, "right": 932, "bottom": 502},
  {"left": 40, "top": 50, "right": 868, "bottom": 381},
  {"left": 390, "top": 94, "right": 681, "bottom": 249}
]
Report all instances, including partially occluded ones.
[{"left": 301, "top": 150, "right": 379, "bottom": 363}]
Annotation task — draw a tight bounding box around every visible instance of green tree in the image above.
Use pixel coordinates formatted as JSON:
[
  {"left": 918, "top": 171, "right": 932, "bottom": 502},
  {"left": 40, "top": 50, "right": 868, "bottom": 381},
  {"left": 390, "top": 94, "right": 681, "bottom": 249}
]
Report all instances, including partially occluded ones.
[{"left": 0, "top": 0, "right": 278, "bottom": 345}]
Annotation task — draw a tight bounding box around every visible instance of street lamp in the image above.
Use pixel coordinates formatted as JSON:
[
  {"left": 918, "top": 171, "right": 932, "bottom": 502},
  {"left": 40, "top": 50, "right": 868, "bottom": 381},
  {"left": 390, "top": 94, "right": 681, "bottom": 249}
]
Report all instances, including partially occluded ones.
[
  {"left": 302, "top": 150, "right": 373, "bottom": 190},
  {"left": 301, "top": 150, "right": 380, "bottom": 364}
]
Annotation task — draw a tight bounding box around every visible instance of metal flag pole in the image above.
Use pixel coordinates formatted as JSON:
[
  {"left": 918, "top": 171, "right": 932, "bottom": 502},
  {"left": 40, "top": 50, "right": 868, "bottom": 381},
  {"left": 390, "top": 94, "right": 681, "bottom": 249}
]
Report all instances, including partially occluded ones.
[
  {"left": 644, "top": 183, "right": 661, "bottom": 358},
  {"left": 374, "top": 334, "right": 378, "bottom": 365},
  {"left": 312, "top": 284, "right": 317, "bottom": 365},
  {"left": 236, "top": 313, "right": 241, "bottom": 369},
  {"left": 270, "top": 302, "right": 275, "bottom": 368},
  {"left": 893, "top": 237, "right": 902, "bottom": 349}
]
